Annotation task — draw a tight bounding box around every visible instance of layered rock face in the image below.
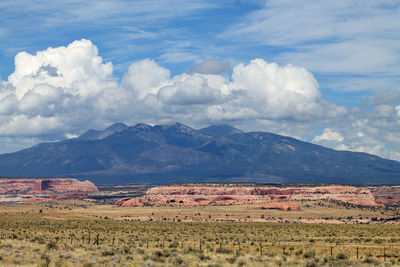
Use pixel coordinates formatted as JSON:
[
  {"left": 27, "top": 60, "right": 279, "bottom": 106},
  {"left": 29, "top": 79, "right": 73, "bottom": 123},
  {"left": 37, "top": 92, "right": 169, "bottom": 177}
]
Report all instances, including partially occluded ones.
[
  {"left": 118, "top": 184, "right": 400, "bottom": 208},
  {"left": 0, "top": 178, "right": 98, "bottom": 196}
]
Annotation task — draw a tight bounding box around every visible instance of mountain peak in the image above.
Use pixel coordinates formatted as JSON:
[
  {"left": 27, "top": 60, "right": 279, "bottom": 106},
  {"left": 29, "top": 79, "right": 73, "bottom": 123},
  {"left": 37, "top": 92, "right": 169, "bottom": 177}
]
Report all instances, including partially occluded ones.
[
  {"left": 131, "top": 123, "right": 153, "bottom": 130},
  {"left": 162, "top": 121, "right": 189, "bottom": 127},
  {"left": 199, "top": 124, "right": 244, "bottom": 137},
  {"left": 105, "top": 122, "right": 128, "bottom": 132},
  {"left": 159, "top": 122, "right": 195, "bottom": 133},
  {"left": 78, "top": 122, "right": 128, "bottom": 141}
]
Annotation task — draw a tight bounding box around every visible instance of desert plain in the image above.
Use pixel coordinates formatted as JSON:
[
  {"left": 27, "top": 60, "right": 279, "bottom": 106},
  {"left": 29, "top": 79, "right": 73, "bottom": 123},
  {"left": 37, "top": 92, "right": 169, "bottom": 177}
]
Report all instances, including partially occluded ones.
[{"left": 0, "top": 180, "right": 400, "bottom": 266}]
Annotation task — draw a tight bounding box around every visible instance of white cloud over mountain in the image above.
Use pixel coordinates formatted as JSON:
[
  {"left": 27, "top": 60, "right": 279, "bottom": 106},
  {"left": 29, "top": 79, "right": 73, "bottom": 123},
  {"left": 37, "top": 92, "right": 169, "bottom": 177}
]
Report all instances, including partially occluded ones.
[
  {"left": 313, "top": 128, "right": 344, "bottom": 143},
  {"left": 122, "top": 59, "right": 170, "bottom": 100},
  {"left": 0, "top": 40, "right": 335, "bottom": 133},
  {"left": 8, "top": 40, "right": 114, "bottom": 99},
  {"left": 1, "top": 39, "right": 400, "bottom": 161}
]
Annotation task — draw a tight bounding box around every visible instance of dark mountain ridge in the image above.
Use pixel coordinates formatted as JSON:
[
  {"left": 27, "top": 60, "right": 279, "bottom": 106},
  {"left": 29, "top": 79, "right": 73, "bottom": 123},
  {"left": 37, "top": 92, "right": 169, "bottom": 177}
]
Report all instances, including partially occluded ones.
[
  {"left": 77, "top": 122, "right": 128, "bottom": 141},
  {"left": 0, "top": 122, "right": 399, "bottom": 185},
  {"left": 199, "top": 124, "right": 244, "bottom": 136}
]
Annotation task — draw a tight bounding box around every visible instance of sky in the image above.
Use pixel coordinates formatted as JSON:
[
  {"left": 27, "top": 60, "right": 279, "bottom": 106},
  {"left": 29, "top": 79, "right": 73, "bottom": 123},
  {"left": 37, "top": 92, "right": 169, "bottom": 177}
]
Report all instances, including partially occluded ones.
[{"left": 1, "top": 0, "right": 400, "bottom": 161}]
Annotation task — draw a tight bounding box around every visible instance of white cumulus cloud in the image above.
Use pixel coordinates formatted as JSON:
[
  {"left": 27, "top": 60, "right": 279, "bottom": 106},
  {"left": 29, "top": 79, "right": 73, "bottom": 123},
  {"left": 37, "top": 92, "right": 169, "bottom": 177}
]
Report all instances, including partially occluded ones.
[
  {"left": 313, "top": 128, "right": 344, "bottom": 143},
  {"left": 0, "top": 39, "right": 130, "bottom": 141},
  {"left": 120, "top": 58, "right": 344, "bottom": 124},
  {"left": 230, "top": 59, "right": 326, "bottom": 120},
  {"left": 9, "top": 39, "right": 115, "bottom": 99},
  {"left": 122, "top": 58, "right": 170, "bottom": 100}
]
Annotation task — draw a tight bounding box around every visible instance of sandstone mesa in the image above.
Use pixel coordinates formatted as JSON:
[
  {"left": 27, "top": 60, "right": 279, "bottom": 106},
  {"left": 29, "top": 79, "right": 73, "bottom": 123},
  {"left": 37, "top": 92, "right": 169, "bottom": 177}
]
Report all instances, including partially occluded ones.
[
  {"left": 0, "top": 178, "right": 98, "bottom": 202},
  {"left": 117, "top": 184, "right": 400, "bottom": 208}
]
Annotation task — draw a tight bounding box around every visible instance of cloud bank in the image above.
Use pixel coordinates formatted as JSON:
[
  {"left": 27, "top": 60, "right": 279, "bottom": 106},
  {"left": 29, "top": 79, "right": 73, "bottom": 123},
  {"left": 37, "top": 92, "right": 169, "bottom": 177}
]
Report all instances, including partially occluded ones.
[{"left": 1, "top": 39, "right": 400, "bottom": 162}]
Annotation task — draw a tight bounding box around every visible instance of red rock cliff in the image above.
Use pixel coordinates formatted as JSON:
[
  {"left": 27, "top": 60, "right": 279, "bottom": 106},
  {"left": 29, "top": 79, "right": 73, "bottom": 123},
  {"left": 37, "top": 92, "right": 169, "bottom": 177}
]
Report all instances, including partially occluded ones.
[{"left": 0, "top": 178, "right": 98, "bottom": 195}]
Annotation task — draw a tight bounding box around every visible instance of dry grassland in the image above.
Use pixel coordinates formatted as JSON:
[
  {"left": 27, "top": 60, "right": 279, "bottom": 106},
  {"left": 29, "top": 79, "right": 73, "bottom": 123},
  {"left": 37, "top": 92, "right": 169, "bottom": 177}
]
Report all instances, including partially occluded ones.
[{"left": 0, "top": 200, "right": 399, "bottom": 266}]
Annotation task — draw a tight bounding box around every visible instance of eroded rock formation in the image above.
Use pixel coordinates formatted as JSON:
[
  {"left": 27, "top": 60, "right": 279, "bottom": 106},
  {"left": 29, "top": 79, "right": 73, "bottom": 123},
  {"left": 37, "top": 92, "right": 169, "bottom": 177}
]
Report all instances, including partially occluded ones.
[
  {"left": 117, "top": 184, "right": 400, "bottom": 208},
  {"left": 0, "top": 178, "right": 98, "bottom": 195}
]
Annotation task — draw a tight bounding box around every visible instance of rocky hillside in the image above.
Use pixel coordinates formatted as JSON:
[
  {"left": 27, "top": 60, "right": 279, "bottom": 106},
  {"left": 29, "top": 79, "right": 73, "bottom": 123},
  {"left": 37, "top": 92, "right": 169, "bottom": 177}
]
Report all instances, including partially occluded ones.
[{"left": 0, "top": 122, "right": 400, "bottom": 185}]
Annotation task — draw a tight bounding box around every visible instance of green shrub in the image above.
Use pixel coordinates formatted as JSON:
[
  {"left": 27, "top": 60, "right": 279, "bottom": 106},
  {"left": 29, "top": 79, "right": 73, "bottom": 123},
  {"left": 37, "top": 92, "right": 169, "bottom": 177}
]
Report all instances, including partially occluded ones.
[
  {"left": 169, "top": 241, "right": 179, "bottom": 248},
  {"left": 216, "top": 247, "right": 233, "bottom": 254},
  {"left": 199, "top": 254, "right": 211, "bottom": 261},
  {"left": 295, "top": 249, "right": 303, "bottom": 256},
  {"left": 226, "top": 256, "right": 236, "bottom": 264},
  {"left": 303, "top": 250, "right": 315, "bottom": 258},
  {"left": 136, "top": 248, "right": 145, "bottom": 254},
  {"left": 305, "top": 260, "right": 320, "bottom": 267},
  {"left": 122, "top": 245, "right": 130, "bottom": 254},
  {"left": 336, "top": 253, "right": 348, "bottom": 260},
  {"left": 151, "top": 250, "right": 165, "bottom": 263},
  {"left": 236, "top": 259, "right": 246, "bottom": 267},
  {"left": 169, "top": 255, "right": 186, "bottom": 266},
  {"left": 363, "top": 257, "right": 378, "bottom": 264},
  {"left": 46, "top": 241, "right": 57, "bottom": 250},
  {"left": 101, "top": 250, "right": 115, "bottom": 256}
]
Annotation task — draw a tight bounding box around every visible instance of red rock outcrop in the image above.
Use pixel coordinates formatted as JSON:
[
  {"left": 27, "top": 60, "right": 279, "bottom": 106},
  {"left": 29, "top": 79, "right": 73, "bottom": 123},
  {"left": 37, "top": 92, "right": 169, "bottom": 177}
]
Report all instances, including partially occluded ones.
[
  {"left": 115, "top": 197, "right": 132, "bottom": 205},
  {"left": 258, "top": 202, "right": 300, "bottom": 211},
  {"left": 117, "top": 184, "right": 400, "bottom": 208},
  {"left": 121, "top": 197, "right": 147, "bottom": 207},
  {"left": 370, "top": 186, "right": 400, "bottom": 205},
  {"left": 0, "top": 178, "right": 98, "bottom": 195}
]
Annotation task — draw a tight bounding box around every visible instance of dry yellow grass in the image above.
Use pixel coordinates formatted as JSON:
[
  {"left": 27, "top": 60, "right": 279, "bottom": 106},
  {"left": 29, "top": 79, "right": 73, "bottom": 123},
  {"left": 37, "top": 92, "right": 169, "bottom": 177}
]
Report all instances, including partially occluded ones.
[{"left": 0, "top": 200, "right": 399, "bottom": 266}]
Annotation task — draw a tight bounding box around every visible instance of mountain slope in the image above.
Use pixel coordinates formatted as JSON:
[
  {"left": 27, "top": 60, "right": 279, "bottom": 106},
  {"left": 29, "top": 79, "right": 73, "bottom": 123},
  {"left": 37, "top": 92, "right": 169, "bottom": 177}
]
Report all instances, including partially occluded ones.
[
  {"left": 0, "top": 122, "right": 399, "bottom": 185},
  {"left": 199, "top": 124, "right": 244, "bottom": 136},
  {"left": 77, "top": 122, "right": 128, "bottom": 141}
]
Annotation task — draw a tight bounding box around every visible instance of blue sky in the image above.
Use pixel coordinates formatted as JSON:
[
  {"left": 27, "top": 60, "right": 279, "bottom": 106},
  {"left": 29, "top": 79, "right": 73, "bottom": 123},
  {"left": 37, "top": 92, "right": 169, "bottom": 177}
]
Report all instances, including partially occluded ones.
[{"left": 1, "top": 0, "right": 400, "bottom": 161}]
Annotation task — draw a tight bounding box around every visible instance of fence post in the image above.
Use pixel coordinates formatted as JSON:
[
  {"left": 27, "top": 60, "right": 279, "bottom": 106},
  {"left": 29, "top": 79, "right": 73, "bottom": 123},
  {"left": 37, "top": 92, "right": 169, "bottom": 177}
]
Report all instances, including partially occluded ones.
[
  {"left": 384, "top": 246, "right": 386, "bottom": 262},
  {"left": 356, "top": 246, "right": 359, "bottom": 260},
  {"left": 93, "top": 233, "right": 99, "bottom": 245}
]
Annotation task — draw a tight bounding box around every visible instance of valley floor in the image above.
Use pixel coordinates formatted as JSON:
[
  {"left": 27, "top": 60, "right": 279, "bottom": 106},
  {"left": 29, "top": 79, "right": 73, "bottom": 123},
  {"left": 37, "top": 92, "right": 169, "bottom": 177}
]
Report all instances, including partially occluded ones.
[{"left": 0, "top": 200, "right": 399, "bottom": 266}]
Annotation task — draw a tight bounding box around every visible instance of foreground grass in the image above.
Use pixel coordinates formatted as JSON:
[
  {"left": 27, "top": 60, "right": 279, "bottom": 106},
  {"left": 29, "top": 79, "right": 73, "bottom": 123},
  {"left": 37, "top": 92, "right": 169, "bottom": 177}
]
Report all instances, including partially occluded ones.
[
  {"left": 1, "top": 238, "right": 397, "bottom": 267},
  {"left": 0, "top": 201, "right": 399, "bottom": 266}
]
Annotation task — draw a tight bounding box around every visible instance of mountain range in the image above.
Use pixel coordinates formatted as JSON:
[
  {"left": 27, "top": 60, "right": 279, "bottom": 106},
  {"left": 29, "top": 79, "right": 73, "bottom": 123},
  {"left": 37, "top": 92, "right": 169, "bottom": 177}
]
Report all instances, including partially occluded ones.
[{"left": 0, "top": 122, "right": 400, "bottom": 185}]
